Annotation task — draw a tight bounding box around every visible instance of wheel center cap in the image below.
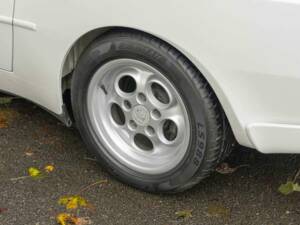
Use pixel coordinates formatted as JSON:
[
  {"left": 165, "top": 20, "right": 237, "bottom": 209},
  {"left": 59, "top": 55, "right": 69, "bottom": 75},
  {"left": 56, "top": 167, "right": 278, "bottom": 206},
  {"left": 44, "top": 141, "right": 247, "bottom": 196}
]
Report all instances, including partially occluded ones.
[{"left": 132, "top": 105, "right": 150, "bottom": 126}]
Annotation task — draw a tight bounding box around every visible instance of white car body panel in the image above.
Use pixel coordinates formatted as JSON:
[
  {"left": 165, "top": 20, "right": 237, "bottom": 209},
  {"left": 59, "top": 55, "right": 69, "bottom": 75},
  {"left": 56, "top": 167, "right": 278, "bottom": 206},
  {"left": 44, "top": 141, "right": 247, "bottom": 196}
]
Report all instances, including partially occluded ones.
[
  {"left": 0, "top": 0, "right": 300, "bottom": 153},
  {"left": 0, "top": 0, "right": 14, "bottom": 71}
]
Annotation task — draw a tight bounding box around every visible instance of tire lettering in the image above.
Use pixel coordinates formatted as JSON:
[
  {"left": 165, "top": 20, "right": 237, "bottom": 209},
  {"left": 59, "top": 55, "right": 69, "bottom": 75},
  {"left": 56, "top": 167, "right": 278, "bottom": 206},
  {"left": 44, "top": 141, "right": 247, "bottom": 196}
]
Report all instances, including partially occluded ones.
[{"left": 193, "top": 122, "right": 206, "bottom": 167}]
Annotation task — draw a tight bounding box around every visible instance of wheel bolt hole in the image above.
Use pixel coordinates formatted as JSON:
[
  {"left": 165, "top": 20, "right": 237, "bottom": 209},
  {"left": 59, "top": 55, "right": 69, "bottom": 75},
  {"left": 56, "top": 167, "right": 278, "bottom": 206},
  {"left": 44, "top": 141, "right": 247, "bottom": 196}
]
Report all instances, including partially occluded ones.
[
  {"left": 134, "top": 134, "right": 153, "bottom": 151},
  {"left": 123, "top": 100, "right": 132, "bottom": 110},
  {"left": 151, "top": 109, "right": 161, "bottom": 120},
  {"left": 163, "top": 119, "right": 178, "bottom": 141},
  {"left": 118, "top": 75, "right": 136, "bottom": 93},
  {"left": 137, "top": 93, "right": 147, "bottom": 103},
  {"left": 111, "top": 103, "right": 126, "bottom": 126},
  {"left": 129, "top": 120, "right": 138, "bottom": 130},
  {"left": 146, "top": 126, "right": 155, "bottom": 136},
  {"left": 151, "top": 82, "right": 170, "bottom": 104}
]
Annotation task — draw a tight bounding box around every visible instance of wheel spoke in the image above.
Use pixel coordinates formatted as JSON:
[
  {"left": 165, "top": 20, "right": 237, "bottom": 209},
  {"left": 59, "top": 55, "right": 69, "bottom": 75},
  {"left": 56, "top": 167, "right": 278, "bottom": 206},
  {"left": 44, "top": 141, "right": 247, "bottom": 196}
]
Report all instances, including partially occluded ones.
[
  {"left": 134, "top": 68, "right": 154, "bottom": 93},
  {"left": 160, "top": 103, "right": 183, "bottom": 120},
  {"left": 108, "top": 91, "right": 124, "bottom": 106}
]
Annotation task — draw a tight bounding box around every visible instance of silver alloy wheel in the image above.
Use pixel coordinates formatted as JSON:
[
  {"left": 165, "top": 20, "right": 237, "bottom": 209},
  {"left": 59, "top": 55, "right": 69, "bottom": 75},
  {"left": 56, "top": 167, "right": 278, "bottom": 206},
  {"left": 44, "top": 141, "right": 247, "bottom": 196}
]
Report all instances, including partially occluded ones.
[{"left": 87, "top": 59, "right": 190, "bottom": 175}]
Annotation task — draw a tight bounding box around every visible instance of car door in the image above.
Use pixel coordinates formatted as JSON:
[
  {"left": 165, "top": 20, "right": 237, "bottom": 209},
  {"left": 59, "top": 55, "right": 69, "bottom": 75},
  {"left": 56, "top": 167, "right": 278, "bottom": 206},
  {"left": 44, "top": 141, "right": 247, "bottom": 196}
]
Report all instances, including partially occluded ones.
[{"left": 0, "top": 0, "right": 14, "bottom": 71}]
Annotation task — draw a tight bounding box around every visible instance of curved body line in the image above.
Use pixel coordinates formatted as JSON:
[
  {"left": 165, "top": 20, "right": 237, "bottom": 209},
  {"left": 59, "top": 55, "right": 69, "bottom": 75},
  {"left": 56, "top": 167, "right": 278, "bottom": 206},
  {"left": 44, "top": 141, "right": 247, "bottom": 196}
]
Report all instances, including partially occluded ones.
[
  {"left": 0, "top": 15, "right": 12, "bottom": 25},
  {"left": 13, "top": 18, "right": 37, "bottom": 31}
]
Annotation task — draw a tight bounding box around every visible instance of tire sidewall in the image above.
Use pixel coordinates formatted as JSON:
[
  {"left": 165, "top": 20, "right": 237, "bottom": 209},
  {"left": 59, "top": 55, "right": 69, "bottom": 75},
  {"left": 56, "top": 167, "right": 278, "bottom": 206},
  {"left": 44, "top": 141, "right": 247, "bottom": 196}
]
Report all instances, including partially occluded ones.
[{"left": 72, "top": 34, "right": 208, "bottom": 192}]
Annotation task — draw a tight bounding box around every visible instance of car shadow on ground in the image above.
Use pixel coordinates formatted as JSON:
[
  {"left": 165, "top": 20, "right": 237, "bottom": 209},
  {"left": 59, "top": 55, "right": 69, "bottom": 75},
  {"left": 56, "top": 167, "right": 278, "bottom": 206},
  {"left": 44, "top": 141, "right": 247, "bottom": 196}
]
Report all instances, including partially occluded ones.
[{"left": 0, "top": 97, "right": 299, "bottom": 225}]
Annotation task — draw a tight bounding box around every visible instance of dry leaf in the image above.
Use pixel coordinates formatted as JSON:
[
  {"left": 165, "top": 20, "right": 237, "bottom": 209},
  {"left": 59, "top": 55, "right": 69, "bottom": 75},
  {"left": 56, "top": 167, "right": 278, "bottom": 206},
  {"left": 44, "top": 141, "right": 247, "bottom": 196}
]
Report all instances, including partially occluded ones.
[
  {"left": 25, "top": 148, "right": 34, "bottom": 157},
  {"left": 12, "top": 165, "right": 54, "bottom": 181},
  {"left": 279, "top": 181, "right": 300, "bottom": 195},
  {"left": 45, "top": 165, "right": 55, "bottom": 173},
  {"left": 57, "top": 213, "right": 70, "bottom": 225},
  {"left": 74, "top": 217, "right": 92, "bottom": 225},
  {"left": 28, "top": 167, "right": 42, "bottom": 178},
  {"left": 0, "top": 208, "right": 8, "bottom": 214},
  {"left": 175, "top": 210, "right": 193, "bottom": 219},
  {"left": 207, "top": 204, "right": 231, "bottom": 218},
  {"left": 216, "top": 163, "right": 248, "bottom": 175},
  {"left": 56, "top": 213, "right": 91, "bottom": 225},
  {"left": 0, "top": 109, "right": 19, "bottom": 129},
  {"left": 56, "top": 213, "right": 78, "bottom": 225},
  {"left": 58, "top": 196, "right": 88, "bottom": 210},
  {"left": 0, "top": 118, "right": 8, "bottom": 128}
]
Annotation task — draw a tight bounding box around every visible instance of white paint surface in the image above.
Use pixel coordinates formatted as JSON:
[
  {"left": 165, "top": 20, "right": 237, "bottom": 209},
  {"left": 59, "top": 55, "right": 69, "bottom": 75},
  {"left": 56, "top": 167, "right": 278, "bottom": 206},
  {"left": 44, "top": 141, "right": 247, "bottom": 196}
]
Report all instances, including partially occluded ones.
[
  {"left": 0, "top": 0, "right": 300, "bottom": 153},
  {"left": 0, "top": 0, "right": 14, "bottom": 71}
]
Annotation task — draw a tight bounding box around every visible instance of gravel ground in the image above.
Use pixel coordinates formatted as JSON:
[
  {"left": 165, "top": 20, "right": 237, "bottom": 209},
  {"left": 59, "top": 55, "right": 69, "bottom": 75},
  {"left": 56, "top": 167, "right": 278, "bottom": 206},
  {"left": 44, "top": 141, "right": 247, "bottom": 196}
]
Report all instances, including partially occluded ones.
[{"left": 0, "top": 98, "right": 299, "bottom": 225}]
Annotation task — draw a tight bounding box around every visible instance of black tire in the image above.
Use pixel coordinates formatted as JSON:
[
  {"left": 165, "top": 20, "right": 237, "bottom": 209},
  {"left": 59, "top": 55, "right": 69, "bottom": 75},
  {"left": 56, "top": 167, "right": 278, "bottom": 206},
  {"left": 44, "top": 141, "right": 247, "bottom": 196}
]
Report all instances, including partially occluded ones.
[{"left": 71, "top": 30, "right": 234, "bottom": 193}]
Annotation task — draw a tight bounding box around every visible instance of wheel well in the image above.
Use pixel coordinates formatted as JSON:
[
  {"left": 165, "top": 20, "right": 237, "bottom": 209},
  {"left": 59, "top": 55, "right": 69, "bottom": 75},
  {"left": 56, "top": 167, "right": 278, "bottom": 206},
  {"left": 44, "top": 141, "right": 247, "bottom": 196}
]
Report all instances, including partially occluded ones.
[
  {"left": 61, "top": 27, "right": 115, "bottom": 121},
  {"left": 61, "top": 27, "right": 155, "bottom": 119},
  {"left": 61, "top": 27, "right": 234, "bottom": 143}
]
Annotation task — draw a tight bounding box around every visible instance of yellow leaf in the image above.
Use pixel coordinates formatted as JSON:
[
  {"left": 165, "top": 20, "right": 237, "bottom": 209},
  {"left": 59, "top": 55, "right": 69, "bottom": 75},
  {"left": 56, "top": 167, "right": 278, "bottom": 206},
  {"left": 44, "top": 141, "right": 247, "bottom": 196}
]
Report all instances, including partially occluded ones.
[
  {"left": 28, "top": 167, "right": 42, "bottom": 178},
  {"left": 207, "top": 203, "right": 231, "bottom": 218},
  {"left": 58, "top": 196, "right": 88, "bottom": 210},
  {"left": 77, "top": 196, "right": 88, "bottom": 207},
  {"left": 57, "top": 213, "right": 71, "bottom": 225},
  {"left": 279, "top": 181, "right": 300, "bottom": 195},
  {"left": 45, "top": 165, "right": 55, "bottom": 173},
  {"left": 175, "top": 210, "right": 193, "bottom": 219},
  {"left": 56, "top": 213, "right": 78, "bottom": 225},
  {"left": 279, "top": 181, "right": 295, "bottom": 195},
  {"left": 67, "top": 198, "right": 79, "bottom": 210},
  {"left": 58, "top": 196, "right": 70, "bottom": 206}
]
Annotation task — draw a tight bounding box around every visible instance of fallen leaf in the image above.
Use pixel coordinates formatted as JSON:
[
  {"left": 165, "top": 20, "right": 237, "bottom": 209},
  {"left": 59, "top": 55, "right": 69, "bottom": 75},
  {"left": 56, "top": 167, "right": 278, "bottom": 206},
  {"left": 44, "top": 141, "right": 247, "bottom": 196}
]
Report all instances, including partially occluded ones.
[
  {"left": 295, "top": 183, "right": 300, "bottom": 192},
  {"left": 216, "top": 163, "right": 248, "bottom": 175},
  {"left": 25, "top": 148, "right": 34, "bottom": 157},
  {"left": 13, "top": 165, "right": 55, "bottom": 181},
  {"left": 0, "top": 109, "right": 19, "bottom": 129},
  {"left": 58, "top": 196, "right": 88, "bottom": 210},
  {"left": 207, "top": 204, "right": 231, "bottom": 218},
  {"left": 0, "top": 208, "right": 8, "bottom": 214},
  {"left": 45, "top": 165, "right": 55, "bottom": 173},
  {"left": 28, "top": 167, "right": 42, "bottom": 178},
  {"left": 56, "top": 213, "right": 78, "bottom": 225},
  {"left": 175, "top": 210, "right": 193, "bottom": 219},
  {"left": 57, "top": 213, "right": 70, "bottom": 225},
  {"left": 74, "top": 217, "right": 92, "bottom": 225},
  {"left": 279, "top": 181, "right": 300, "bottom": 195},
  {"left": 0, "top": 115, "right": 8, "bottom": 128}
]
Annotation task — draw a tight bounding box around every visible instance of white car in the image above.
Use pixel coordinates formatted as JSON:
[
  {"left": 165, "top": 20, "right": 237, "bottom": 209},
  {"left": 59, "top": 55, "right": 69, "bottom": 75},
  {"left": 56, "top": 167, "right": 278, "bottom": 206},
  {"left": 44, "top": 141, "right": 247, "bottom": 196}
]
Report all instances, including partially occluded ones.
[{"left": 1, "top": 0, "right": 299, "bottom": 193}]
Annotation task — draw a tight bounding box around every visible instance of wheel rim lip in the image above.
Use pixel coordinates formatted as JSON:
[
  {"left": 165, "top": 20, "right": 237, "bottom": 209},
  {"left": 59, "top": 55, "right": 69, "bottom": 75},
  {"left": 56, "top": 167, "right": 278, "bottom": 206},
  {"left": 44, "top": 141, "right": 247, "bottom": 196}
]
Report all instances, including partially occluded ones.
[{"left": 87, "top": 58, "right": 191, "bottom": 175}]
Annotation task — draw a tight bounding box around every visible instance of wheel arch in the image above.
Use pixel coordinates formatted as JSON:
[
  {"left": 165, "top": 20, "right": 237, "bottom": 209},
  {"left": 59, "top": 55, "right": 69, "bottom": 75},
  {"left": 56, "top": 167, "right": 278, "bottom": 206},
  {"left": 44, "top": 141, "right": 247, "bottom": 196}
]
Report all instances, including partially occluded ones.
[{"left": 60, "top": 26, "right": 238, "bottom": 145}]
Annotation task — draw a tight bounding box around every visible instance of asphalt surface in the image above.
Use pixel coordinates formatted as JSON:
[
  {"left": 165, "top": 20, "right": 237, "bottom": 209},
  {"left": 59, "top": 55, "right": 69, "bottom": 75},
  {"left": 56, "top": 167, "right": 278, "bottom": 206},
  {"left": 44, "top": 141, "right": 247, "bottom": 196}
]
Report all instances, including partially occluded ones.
[{"left": 0, "top": 97, "right": 299, "bottom": 225}]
